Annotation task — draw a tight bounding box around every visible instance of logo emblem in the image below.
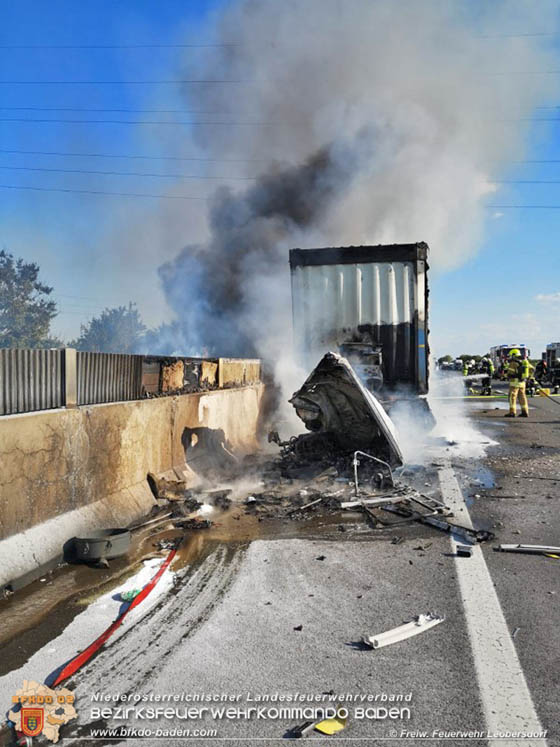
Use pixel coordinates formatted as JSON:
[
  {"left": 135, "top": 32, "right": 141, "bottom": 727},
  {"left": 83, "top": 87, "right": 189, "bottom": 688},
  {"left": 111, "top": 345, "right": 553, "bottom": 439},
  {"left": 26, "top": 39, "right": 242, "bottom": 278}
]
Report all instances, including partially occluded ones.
[{"left": 21, "top": 707, "right": 44, "bottom": 737}]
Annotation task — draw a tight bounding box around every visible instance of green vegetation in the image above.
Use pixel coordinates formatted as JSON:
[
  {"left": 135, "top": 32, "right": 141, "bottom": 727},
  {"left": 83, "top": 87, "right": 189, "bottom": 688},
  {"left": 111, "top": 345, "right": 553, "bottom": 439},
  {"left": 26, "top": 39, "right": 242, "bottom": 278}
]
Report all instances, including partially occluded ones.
[
  {"left": 69, "top": 303, "right": 147, "bottom": 354},
  {"left": 0, "top": 250, "right": 61, "bottom": 348}
]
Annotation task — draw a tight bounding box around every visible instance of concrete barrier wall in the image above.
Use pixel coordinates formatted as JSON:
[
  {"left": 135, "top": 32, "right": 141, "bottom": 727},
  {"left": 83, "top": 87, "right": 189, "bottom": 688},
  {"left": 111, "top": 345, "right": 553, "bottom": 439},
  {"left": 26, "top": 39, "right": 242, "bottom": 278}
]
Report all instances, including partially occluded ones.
[
  {"left": 0, "top": 384, "right": 264, "bottom": 587},
  {"left": 218, "top": 358, "right": 261, "bottom": 388}
]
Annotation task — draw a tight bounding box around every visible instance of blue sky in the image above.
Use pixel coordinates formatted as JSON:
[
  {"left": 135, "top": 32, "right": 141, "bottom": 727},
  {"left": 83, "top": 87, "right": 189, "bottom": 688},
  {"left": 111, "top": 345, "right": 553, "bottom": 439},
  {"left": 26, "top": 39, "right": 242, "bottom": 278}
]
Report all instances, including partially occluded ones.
[
  {"left": 431, "top": 149, "right": 560, "bottom": 357},
  {"left": 1, "top": 0, "right": 559, "bottom": 358},
  {"left": 1, "top": 0, "right": 226, "bottom": 340},
  {"left": 428, "top": 93, "right": 560, "bottom": 356}
]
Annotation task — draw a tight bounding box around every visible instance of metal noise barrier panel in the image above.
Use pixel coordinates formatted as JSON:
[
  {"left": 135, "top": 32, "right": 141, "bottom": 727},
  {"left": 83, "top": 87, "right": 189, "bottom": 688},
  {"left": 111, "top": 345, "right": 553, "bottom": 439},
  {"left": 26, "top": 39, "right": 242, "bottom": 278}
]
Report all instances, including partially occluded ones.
[
  {"left": 77, "top": 352, "right": 143, "bottom": 406},
  {"left": 0, "top": 348, "right": 64, "bottom": 415}
]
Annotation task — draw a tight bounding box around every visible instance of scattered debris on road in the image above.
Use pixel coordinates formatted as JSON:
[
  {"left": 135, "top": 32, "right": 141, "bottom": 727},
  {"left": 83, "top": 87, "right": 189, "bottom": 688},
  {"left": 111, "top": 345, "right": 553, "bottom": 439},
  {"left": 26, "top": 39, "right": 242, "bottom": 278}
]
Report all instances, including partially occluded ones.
[
  {"left": 495, "top": 544, "right": 560, "bottom": 556},
  {"left": 147, "top": 472, "right": 200, "bottom": 505},
  {"left": 363, "top": 612, "right": 444, "bottom": 649},
  {"left": 154, "top": 538, "right": 179, "bottom": 551},
  {"left": 383, "top": 505, "right": 494, "bottom": 543},
  {"left": 206, "top": 489, "right": 232, "bottom": 510},
  {"left": 512, "top": 475, "right": 560, "bottom": 482},
  {"left": 130, "top": 512, "right": 173, "bottom": 531},
  {"left": 173, "top": 518, "right": 212, "bottom": 530},
  {"left": 70, "top": 528, "right": 131, "bottom": 564},
  {"left": 290, "top": 718, "right": 322, "bottom": 739},
  {"left": 291, "top": 707, "right": 347, "bottom": 738},
  {"left": 314, "top": 709, "right": 348, "bottom": 736},
  {"left": 287, "top": 497, "right": 323, "bottom": 515},
  {"left": 456, "top": 545, "right": 473, "bottom": 557}
]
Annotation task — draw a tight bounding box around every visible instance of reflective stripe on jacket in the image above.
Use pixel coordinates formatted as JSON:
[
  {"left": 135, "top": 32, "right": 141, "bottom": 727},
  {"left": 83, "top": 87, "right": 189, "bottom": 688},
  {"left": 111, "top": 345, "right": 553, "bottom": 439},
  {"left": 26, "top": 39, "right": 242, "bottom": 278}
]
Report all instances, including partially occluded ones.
[{"left": 506, "top": 358, "right": 530, "bottom": 383}]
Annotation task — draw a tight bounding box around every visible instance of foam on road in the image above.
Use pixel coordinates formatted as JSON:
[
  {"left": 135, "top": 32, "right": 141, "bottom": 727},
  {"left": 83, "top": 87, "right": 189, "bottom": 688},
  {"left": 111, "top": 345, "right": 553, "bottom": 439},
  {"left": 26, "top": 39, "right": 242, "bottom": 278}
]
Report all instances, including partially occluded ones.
[{"left": 0, "top": 557, "right": 174, "bottom": 705}]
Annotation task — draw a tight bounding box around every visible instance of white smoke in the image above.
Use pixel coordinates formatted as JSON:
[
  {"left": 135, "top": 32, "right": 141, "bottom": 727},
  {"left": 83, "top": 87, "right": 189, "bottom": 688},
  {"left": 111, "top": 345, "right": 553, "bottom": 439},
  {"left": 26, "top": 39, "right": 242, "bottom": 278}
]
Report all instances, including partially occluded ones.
[
  {"left": 391, "top": 371, "right": 497, "bottom": 464},
  {"left": 154, "top": 0, "right": 560, "bottom": 411},
  {"left": 182, "top": 0, "right": 559, "bottom": 264}
]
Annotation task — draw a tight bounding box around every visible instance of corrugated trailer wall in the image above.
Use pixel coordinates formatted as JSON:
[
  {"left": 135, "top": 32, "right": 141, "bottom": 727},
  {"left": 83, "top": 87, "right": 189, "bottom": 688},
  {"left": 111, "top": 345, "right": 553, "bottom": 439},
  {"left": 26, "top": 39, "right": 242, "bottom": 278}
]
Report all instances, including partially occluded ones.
[
  {"left": 0, "top": 348, "right": 64, "bottom": 415},
  {"left": 77, "top": 352, "right": 143, "bottom": 406},
  {"left": 290, "top": 243, "right": 429, "bottom": 394}
]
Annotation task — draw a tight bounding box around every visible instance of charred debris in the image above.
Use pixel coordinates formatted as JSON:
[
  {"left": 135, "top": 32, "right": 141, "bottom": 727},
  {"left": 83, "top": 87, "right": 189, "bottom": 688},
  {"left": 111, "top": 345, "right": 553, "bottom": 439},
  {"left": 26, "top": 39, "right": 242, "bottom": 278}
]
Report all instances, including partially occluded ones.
[
  {"left": 270, "top": 352, "right": 403, "bottom": 477},
  {"left": 146, "top": 353, "right": 493, "bottom": 545},
  {"left": 54, "top": 352, "right": 491, "bottom": 583}
]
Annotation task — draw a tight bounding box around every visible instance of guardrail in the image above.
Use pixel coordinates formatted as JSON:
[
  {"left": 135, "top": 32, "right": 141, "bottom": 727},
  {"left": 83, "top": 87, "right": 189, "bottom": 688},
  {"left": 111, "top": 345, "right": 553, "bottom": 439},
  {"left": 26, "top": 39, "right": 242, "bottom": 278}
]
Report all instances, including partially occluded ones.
[{"left": 0, "top": 348, "right": 262, "bottom": 416}]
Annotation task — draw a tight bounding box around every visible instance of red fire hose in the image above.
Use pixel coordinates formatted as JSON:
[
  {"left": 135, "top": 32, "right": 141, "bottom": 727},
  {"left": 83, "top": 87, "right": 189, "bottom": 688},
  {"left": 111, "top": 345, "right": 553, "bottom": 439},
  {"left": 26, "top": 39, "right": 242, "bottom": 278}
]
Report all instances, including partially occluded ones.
[{"left": 51, "top": 549, "right": 176, "bottom": 687}]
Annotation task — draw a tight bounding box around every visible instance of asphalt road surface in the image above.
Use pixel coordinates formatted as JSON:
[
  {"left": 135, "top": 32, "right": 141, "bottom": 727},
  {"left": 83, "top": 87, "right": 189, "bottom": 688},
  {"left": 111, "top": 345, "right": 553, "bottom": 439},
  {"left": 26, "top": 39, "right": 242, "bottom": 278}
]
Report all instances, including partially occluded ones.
[{"left": 0, "top": 383, "right": 558, "bottom": 747}]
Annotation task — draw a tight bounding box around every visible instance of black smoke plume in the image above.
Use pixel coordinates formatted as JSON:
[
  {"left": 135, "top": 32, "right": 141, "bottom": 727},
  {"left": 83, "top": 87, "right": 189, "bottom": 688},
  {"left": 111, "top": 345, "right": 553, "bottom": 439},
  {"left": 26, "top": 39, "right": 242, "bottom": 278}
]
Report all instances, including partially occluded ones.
[{"left": 157, "top": 142, "right": 358, "bottom": 357}]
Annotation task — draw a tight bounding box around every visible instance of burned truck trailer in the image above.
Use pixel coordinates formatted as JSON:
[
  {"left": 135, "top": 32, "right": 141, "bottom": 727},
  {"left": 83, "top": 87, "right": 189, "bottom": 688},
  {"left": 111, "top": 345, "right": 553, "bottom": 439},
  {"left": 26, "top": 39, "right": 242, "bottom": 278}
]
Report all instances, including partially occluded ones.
[{"left": 289, "top": 243, "right": 430, "bottom": 395}]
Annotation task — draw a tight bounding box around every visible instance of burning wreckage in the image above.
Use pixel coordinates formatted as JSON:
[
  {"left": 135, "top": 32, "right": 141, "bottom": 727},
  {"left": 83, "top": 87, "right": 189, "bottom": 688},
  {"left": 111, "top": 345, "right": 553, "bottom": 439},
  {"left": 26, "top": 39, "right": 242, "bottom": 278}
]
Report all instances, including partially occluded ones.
[
  {"left": 60, "top": 242, "right": 491, "bottom": 580},
  {"left": 138, "top": 350, "right": 491, "bottom": 549},
  {"left": 146, "top": 242, "right": 492, "bottom": 545},
  {"left": 270, "top": 351, "right": 403, "bottom": 477},
  {"left": 265, "top": 352, "right": 493, "bottom": 543}
]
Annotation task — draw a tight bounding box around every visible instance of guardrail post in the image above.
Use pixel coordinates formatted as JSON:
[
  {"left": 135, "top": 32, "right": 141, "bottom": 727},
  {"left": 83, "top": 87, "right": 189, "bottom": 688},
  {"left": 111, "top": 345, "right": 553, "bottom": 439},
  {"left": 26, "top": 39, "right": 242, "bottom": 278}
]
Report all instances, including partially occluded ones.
[{"left": 64, "top": 348, "right": 78, "bottom": 408}]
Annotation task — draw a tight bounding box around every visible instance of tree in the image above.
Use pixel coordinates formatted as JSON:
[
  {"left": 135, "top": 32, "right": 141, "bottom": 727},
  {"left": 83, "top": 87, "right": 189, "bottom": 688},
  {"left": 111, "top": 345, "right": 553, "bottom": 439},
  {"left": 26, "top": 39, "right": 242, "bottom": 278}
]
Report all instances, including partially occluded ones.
[
  {"left": 140, "top": 322, "right": 187, "bottom": 355},
  {"left": 438, "top": 354, "right": 453, "bottom": 365},
  {"left": 71, "top": 303, "right": 146, "bottom": 353},
  {"left": 0, "top": 250, "right": 58, "bottom": 348}
]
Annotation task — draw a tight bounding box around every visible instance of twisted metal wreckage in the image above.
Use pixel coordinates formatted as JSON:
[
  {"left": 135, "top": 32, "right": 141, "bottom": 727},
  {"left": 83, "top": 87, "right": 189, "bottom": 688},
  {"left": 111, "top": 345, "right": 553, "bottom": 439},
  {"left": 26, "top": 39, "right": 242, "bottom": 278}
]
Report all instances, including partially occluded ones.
[{"left": 271, "top": 352, "right": 493, "bottom": 543}]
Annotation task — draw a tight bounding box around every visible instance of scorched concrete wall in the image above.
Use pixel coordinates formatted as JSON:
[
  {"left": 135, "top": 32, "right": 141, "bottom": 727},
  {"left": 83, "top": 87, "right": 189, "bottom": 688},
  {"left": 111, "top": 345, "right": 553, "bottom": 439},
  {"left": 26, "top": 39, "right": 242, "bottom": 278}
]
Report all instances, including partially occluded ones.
[{"left": 0, "top": 384, "right": 264, "bottom": 587}]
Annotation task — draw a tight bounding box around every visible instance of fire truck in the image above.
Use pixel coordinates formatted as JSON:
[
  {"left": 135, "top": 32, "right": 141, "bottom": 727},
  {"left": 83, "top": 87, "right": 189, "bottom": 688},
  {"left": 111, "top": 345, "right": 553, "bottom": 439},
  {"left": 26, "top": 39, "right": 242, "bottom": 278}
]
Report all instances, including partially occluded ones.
[{"left": 490, "top": 344, "right": 530, "bottom": 379}]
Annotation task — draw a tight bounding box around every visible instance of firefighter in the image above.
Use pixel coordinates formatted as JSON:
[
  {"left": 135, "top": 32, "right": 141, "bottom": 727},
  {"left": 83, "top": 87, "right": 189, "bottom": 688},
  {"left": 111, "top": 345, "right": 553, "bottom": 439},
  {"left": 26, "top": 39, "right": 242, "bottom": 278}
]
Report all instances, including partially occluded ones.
[
  {"left": 462, "top": 360, "right": 469, "bottom": 377},
  {"left": 504, "top": 349, "right": 532, "bottom": 417},
  {"left": 481, "top": 356, "right": 495, "bottom": 377},
  {"left": 480, "top": 356, "right": 494, "bottom": 395},
  {"left": 534, "top": 359, "right": 547, "bottom": 383}
]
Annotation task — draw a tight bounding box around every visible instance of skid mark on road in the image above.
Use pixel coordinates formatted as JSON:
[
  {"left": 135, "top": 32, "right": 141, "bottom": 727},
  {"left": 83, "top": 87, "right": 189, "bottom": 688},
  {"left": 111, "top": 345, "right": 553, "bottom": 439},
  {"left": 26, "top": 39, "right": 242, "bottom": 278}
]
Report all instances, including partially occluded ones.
[
  {"left": 438, "top": 463, "right": 547, "bottom": 747},
  {"left": 63, "top": 544, "right": 246, "bottom": 743}
]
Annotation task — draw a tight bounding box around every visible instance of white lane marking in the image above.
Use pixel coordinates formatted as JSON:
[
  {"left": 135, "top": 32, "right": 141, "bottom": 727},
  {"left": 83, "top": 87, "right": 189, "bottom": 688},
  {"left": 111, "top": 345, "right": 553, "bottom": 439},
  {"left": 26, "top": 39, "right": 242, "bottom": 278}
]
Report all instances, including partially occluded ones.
[{"left": 438, "top": 463, "right": 547, "bottom": 747}]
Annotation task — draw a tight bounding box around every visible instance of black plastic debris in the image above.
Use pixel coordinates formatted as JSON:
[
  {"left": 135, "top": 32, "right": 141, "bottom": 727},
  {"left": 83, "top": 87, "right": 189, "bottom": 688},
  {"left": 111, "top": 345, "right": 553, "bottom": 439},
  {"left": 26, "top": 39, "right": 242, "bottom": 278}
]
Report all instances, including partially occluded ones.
[{"left": 72, "top": 528, "right": 131, "bottom": 563}]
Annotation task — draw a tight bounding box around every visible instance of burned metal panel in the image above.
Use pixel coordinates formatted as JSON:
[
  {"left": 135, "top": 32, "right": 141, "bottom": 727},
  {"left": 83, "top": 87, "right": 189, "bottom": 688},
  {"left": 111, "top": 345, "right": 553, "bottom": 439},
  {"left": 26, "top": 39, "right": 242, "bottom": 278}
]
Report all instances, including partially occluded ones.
[
  {"left": 289, "top": 243, "right": 430, "bottom": 394},
  {"left": 0, "top": 348, "right": 64, "bottom": 416},
  {"left": 290, "top": 243, "right": 429, "bottom": 267},
  {"left": 201, "top": 360, "right": 218, "bottom": 387},
  {"left": 77, "top": 352, "right": 143, "bottom": 405},
  {"left": 141, "top": 360, "right": 161, "bottom": 395},
  {"left": 142, "top": 356, "right": 221, "bottom": 395},
  {"left": 290, "top": 352, "right": 404, "bottom": 466},
  {"left": 161, "top": 360, "right": 184, "bottom": 392},
  {"left": 218, "top": 358, "right": 261, "bottom": 388}
]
